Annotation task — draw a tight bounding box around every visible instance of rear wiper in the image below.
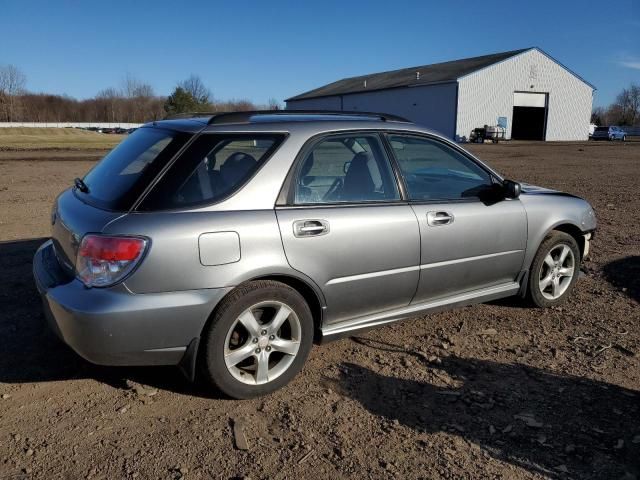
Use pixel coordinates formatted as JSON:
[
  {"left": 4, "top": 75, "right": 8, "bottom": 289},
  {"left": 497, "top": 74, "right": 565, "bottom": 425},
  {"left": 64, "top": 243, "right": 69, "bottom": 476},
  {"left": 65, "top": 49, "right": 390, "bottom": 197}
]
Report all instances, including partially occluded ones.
[{"left": 74, "top": 177, "right": 89, "bottom": 193}]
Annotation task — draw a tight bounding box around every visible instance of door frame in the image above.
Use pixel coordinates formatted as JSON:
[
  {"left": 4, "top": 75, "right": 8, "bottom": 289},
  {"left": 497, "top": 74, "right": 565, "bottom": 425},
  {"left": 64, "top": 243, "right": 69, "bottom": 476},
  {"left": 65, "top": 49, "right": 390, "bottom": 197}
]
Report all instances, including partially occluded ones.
[
  {"left": 512, "top": 91, "right": 550, "bottom": 141},
  {"left": 378, "top": 130, "right": 506, "bottom": 204},
  {"left": 273, "top": 129, "right": 422, "bottom": 325},
  {"left": 276, "top": 129, "right": 506, "bottom": 208},
  {"left": 377, "top": 130, "right": 527, "bottom": 303}
]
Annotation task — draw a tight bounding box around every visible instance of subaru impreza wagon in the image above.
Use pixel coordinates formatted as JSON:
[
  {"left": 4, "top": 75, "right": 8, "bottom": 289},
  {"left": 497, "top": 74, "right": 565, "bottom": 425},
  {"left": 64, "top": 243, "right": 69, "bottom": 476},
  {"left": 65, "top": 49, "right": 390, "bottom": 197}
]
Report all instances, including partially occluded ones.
[{"left": 33, "top": 111, "right": 596, "bottom": 399}]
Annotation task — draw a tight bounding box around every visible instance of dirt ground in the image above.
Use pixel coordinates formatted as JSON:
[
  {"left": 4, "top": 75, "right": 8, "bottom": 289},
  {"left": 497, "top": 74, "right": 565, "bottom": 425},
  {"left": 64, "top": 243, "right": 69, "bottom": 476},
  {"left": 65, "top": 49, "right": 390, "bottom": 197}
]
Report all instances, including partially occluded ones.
[{"left": 0, "top": 141, "right": 638, "bottom": 480}]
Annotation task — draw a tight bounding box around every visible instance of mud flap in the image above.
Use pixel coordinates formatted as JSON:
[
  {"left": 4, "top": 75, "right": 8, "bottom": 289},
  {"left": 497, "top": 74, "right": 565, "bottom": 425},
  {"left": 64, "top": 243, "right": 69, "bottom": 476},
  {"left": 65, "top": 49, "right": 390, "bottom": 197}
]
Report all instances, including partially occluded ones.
[{"left": 178, "top": 337, "right": 200, "bottom": 382}]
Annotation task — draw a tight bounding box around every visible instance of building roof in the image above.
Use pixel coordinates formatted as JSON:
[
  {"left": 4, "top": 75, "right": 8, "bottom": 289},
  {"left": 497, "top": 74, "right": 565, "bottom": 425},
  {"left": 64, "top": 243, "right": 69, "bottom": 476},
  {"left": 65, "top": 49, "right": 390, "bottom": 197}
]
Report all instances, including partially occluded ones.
[
  {"left": 286, "top": 49, "right": 529, "bottom": 102},
  {"left": 286, "top": 47, "right": 594, "bottom": 102}
]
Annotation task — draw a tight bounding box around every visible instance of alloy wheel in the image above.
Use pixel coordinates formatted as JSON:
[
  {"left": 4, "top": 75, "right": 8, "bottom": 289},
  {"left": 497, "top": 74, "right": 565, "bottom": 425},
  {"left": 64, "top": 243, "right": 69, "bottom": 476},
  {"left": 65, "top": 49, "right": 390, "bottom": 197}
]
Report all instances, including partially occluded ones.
[
  {"left": 223, "top": 301, "right": 301, "bottom": 385},
  {"left": 538, "top": 244, "right": 575, "bottom": 300}
]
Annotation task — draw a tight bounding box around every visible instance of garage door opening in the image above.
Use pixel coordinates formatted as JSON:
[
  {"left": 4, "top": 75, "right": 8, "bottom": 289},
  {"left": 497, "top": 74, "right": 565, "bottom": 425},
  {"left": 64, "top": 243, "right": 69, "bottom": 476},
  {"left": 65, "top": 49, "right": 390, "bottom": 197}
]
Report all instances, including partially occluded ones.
[{"left": 511, "top": 92, "right": 548, "bottom": 140}]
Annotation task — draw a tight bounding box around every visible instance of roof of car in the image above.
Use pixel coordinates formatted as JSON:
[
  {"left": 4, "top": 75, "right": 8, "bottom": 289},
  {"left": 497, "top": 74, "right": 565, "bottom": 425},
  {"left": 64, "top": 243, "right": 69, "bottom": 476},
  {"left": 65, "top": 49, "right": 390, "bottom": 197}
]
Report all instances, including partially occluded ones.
[{"left": 144, "top": 110, "right": 424, "bottom": 135}]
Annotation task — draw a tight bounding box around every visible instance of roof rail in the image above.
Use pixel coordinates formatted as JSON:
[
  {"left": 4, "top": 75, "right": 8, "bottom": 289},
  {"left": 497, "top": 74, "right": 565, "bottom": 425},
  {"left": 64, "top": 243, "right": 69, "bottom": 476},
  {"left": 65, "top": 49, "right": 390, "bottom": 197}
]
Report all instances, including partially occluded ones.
[{"left": 207, "top": 110, "right": 411, "bottom": 125}]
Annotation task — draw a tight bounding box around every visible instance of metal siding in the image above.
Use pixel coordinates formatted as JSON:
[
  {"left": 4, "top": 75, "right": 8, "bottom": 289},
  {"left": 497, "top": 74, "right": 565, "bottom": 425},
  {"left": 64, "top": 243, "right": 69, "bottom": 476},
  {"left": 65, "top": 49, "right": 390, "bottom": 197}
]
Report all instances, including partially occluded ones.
[
  {"left": 287, "top": 83, "right": 458, "bottom": 138},
  {"left": 456, "top": 49, "right": 593, "bottom": 141},
  {"left": 286, "top": 96, "right": 343, "bottom": 110}
]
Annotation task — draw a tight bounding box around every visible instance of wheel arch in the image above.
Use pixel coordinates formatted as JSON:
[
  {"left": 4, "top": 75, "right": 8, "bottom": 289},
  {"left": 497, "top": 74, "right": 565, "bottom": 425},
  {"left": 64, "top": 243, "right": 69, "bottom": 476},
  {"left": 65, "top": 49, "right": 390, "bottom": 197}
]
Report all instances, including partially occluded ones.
[
  {"left": 182, "top": 272, "right": 325, "bottom": 383},
  {"left": 247, "top": 273, "right": 325, "bottom": 337},
  {"left": 519, "top": 220, "right": 586, "bottom": 298},
  {"left": 546, "top": 222, "right": 586, "bottom": 261}
]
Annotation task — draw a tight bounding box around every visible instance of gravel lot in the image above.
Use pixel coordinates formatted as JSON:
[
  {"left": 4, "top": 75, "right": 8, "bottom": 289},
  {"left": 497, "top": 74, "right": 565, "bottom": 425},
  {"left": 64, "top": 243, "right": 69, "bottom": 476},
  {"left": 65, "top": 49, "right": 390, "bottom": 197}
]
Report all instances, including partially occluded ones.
[{"left": 0, "top": 141, "right": 638, "bottom": 479}]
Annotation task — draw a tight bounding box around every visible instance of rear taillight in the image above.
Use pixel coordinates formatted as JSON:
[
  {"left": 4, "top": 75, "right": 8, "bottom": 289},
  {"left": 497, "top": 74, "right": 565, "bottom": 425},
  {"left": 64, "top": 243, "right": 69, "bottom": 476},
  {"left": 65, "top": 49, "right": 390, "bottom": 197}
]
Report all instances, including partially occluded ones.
[{"left": 76, "top": 234, "right": 148, "bottom": 287}]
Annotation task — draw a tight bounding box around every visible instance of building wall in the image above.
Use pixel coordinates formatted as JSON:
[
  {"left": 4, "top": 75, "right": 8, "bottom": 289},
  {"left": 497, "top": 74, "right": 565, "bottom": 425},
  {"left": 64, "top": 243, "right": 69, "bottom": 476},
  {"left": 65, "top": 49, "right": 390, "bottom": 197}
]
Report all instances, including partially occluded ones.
[
  {"left": 456, "top": 49, "right": 593, "bottom": 141},
  {"left": 286, "top": 96, "right": 343, "bottom": 110},
  {"left": 287, "top": 82, "right": 458, "bottom": 138}
]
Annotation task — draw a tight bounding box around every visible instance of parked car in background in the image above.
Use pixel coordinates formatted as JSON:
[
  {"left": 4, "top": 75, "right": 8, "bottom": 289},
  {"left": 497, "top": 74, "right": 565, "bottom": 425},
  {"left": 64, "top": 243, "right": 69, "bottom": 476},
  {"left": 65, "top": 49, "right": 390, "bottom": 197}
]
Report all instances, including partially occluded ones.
[
  {"left": 588, "top": 123, "right": 597, "bottom": 138},
  {"left": 33, "top": 111, "right": 596, "bottom": 399},
  {"left": 591, "top": 126, "right": 627, "bottom": 141}
]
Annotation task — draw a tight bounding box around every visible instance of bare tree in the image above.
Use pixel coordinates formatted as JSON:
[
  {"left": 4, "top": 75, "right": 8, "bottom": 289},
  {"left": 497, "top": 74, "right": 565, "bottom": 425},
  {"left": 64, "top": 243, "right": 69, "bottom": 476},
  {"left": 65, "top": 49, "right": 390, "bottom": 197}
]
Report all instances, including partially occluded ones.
[
  {"left": 594, "top": 83, "right": 640, "bottom": 127},
  {"left": 267, "top": 98, "right": 282, "bottom": 110},
  {"left": 95, "top": 87, "right": 121, "bottom": 122},
  {"left": 591, "top": 106, "right": 605, "bottom": 125},
  {"left": 179, "top": 74, "right": 211, "bottom": 104},
  {"left": 121, "top": 74, "right": 156, "bottom": 122},
  {"left": 627, "top": 84, "right": 640, "bottom": 125},
  {"left": 0, "top": 66, "right": 275, "bottom": 123},
  {"left": 0, "top": 64, "right": 27, "bottom": 121},
  {"left": 609, "top": 83, "right": 640, "bottom": 126}
]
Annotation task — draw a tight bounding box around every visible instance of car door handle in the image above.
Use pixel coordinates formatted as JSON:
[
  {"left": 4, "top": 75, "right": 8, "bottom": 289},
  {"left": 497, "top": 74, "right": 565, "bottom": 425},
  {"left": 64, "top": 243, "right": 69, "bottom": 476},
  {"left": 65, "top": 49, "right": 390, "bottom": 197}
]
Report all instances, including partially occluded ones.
[
  {"left": 426, "top": 211, "right": 454, "bottom": 226},
  {"left": 293, "top": 219, "right": 330, "bottom": 237}
]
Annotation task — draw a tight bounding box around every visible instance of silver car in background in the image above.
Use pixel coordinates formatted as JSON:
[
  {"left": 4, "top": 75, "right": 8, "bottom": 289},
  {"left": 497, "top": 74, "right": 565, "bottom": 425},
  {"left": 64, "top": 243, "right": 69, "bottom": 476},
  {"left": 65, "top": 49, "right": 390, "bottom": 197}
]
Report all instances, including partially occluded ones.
[{"left": 33, "top": 111, "right": 597, "bottom": 399}]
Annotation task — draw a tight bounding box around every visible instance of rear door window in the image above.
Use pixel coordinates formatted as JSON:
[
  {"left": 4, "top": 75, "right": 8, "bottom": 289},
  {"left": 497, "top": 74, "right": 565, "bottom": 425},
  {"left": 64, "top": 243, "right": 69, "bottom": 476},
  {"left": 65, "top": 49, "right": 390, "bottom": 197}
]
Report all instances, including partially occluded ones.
[
  {"left": 139, "top": 134, "right": 285, "bottom": 210},
  {"left": 293, "top": 134, "right": 400, "bottom": 204},
  {"left": 79, "top": 127, "right": 190, "bottom": 211}
]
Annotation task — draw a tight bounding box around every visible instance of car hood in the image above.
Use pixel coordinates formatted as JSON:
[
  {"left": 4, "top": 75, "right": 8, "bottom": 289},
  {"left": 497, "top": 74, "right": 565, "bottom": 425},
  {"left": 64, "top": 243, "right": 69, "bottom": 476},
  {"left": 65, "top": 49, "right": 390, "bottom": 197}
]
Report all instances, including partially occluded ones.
[{"left": 520, "top": 183, "right": 580, "bottom": 199}]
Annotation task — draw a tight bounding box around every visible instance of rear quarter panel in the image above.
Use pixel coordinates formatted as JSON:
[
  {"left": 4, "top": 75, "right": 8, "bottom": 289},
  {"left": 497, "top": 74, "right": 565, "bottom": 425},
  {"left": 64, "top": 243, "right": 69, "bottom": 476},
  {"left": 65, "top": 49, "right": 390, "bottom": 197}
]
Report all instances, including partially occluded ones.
[{"left": 104, "top": 210, "right": 318, "bottom": 296}]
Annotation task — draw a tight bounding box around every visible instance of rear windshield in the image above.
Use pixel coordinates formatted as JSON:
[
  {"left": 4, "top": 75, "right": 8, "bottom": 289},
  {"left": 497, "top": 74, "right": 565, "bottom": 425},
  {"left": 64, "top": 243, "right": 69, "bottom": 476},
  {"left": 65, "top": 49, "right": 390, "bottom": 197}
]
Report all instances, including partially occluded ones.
[
  {"left": 595, "top": 127, "right": 610, "bottom": 132},
  {"left": 138, "top": 133, "right": 285, "bottom": 210},
  {"left": 77, "top": 127, "right": 190, "bottom": 210}
]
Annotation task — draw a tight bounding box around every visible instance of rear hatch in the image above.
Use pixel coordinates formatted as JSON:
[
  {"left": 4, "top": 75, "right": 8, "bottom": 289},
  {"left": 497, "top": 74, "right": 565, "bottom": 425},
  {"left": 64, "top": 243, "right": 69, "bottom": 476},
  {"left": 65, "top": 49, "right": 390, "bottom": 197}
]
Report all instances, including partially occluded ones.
[
  {"left": 51, "top": 190, "right": 124, "bottom": 275},
  {"left": 51, "top": 126, "right": 192, "bottom": 275}
]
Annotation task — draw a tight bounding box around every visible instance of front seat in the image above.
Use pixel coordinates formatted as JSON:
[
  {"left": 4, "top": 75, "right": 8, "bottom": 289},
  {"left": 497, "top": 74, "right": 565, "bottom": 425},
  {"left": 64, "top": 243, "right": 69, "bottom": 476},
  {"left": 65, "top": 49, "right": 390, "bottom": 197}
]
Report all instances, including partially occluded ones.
[{"left": 342, "top": 152, "right": 375, "bottom": 201}]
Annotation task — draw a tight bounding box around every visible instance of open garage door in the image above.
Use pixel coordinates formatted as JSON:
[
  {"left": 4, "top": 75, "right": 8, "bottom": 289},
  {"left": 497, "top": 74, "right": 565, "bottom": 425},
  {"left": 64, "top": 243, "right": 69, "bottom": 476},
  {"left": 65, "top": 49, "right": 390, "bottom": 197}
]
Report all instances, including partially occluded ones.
[{"left": 511, "top": 92, "right": 548, "bottom": 140}]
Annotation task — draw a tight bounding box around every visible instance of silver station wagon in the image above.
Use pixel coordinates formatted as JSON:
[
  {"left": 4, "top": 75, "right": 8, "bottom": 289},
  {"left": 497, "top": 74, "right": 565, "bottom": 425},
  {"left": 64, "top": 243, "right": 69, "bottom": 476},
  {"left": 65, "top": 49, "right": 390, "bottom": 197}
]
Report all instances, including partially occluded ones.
[{"left": 33, "top": 111, "right": 597, "bottom": 398}]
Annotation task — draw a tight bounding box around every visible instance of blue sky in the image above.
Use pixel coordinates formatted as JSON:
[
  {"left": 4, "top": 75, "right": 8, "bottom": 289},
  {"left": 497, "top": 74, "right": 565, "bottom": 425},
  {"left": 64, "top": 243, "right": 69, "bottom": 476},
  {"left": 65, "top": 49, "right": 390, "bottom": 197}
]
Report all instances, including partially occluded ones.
[{"left": 1, "top": 1, "right": 638, "bottom": 107}]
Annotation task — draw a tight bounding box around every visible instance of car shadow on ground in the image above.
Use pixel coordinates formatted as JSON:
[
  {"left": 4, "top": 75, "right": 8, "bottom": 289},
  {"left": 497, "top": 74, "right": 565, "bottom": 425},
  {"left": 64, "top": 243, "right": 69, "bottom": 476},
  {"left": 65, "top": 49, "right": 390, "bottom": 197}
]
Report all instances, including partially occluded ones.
[
  {"left": 0, "top": 238, "right": 220, "bottom": 398},
  {"left": 338, "top": 337, "right": 639, "bottom": 480},
  {"left": 603, "top": 256, "right": 640, "bottom": 303}
]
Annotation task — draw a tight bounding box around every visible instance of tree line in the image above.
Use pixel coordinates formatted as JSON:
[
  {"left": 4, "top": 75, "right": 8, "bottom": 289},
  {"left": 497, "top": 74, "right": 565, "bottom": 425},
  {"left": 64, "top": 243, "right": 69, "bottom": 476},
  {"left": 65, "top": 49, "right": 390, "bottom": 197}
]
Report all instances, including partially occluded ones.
[
  {"left": 5, "top": 63, "right": 636, "bottom": 127},
  {"left": 0, "top": 65, "right": 279, "bottom": 123},
  {"left": 591, "top": 83, "right": 640, "bottom": 127}
]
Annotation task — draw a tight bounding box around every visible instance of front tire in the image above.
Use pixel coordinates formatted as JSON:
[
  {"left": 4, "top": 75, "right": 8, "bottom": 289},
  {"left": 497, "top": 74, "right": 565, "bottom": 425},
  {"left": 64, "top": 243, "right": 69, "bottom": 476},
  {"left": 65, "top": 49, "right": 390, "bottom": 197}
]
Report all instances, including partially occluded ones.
[
  {"left": 527, "top": 231, "right": 581, "bottom": 308},
  {"left": 200, "top": 280, "right": 314, "bottom": 399}
]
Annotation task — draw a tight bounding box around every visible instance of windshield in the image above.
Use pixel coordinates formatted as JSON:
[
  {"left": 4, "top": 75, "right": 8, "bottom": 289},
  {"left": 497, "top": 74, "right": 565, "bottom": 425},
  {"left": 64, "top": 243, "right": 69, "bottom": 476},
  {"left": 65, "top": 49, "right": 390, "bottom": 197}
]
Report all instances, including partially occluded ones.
[
  {"left": 595, "top": 127, "right": 609, "bottom": 132},
  {"left": 78, "top": 127, "right": 190, "bottom": 211}
]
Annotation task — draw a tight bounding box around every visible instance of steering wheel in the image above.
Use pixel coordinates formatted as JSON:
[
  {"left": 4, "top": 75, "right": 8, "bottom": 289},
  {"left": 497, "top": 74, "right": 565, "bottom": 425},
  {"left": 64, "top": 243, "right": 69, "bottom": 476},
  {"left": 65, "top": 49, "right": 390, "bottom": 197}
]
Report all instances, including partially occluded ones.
[{"left": 323, "top": 177, "right": 343, "bottom": 201}]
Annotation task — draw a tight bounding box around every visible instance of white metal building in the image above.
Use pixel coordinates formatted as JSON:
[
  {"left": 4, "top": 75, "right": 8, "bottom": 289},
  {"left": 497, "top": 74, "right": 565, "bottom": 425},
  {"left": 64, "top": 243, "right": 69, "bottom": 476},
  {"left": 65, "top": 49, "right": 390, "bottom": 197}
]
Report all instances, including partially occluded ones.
[{"left": 286, "top": 48, "right": 595, "bottom": 141}]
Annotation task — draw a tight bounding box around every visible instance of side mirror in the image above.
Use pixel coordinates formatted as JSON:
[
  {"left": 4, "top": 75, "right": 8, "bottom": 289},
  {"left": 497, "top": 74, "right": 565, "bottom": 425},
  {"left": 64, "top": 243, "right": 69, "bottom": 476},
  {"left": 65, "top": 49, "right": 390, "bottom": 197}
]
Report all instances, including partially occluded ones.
[{"left": 503, "top": 179, "right": 521, "bottom": 199}]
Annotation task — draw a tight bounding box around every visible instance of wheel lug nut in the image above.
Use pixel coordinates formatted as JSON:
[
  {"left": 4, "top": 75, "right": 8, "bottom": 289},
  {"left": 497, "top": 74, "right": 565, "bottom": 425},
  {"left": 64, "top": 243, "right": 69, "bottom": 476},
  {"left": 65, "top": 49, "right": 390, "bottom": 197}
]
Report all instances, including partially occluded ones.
[
  {"left": 269, "top": 335, "right": 275, "bottom": 340},
  {"left": 261, "top": 329, "right": 267, "bottom": 335},
  {"left": 266, "top": 346, "right": 271, "bottom": 352},
  {"left": 252, "top": 338, "right": 258, "bottom": 343},
  {"left": 255, "top": 348, "right": 261, "bottom": 354}
]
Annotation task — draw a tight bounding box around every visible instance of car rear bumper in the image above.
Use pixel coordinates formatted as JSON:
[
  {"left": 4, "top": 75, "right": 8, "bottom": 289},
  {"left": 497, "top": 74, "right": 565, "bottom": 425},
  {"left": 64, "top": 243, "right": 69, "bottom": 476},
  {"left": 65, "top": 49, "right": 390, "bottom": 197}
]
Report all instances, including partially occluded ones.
[{"left": 33, "top": 240, "right": 231, "bottom": 366}]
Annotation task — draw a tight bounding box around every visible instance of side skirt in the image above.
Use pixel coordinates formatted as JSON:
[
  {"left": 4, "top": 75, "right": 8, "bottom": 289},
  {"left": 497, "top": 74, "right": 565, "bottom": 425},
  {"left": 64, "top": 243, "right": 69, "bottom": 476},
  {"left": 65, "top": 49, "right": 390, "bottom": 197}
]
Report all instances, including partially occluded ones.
[{"left": 320, "top": 281, "right": 520, "bottom": 342}]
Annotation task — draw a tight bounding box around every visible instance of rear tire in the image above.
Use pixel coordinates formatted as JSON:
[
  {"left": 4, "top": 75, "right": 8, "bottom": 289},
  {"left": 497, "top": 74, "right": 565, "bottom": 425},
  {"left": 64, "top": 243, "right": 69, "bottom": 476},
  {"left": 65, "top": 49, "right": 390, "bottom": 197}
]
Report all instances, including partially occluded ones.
[
  {"left": 199, "top": 280, "right": 314, "bottom": 399},
  {"left": 527, "top": 231, "right": 581, "bottom": 308}
]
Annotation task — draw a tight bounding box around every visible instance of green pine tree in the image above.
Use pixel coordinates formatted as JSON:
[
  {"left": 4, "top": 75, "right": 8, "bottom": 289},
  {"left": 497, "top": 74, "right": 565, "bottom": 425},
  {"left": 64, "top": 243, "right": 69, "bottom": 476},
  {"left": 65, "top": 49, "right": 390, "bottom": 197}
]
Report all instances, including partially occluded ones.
[{"left": 164, "top": 87, "right": 206, "bottom": 115}]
